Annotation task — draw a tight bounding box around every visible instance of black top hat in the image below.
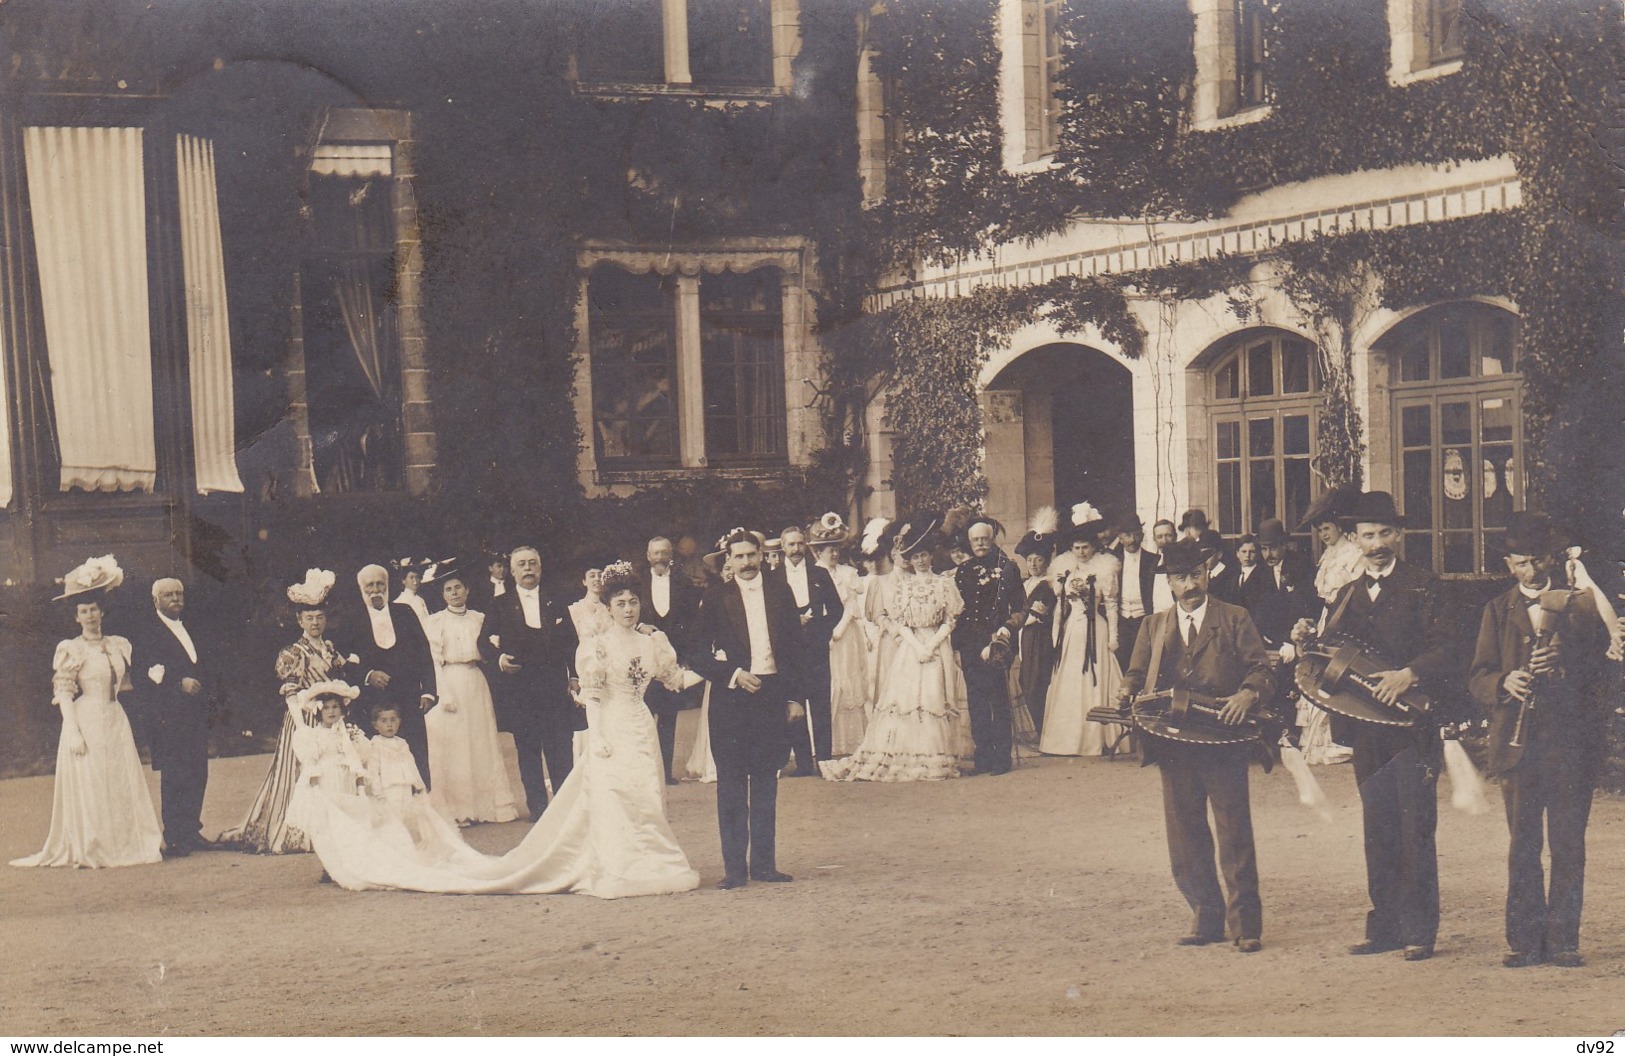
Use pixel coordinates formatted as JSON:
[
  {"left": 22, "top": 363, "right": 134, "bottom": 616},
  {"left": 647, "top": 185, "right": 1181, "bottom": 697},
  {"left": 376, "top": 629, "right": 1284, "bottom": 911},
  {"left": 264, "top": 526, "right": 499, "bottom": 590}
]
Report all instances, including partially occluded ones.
[
  {"left": 1255, "top": 518, "right": 1290, "bottom": 547},
  {"left": 1156, "top": 539, "right": 1208, "bottom": 576},
  {"left": 1178, "top": 509, "right": 1210, "bottom": 533},
  {"left": 1339, "top": 491, "right": 1406, "bottom": 529},
  {"left": 1500, "top": 510, "right": 1561, "bottom": 557},
  {"left": 1297, "top": 485, "right": 1358, "bottom": 531},
  {"left": 1114, "top": 512, "right": 1145, "bottom": 534}
]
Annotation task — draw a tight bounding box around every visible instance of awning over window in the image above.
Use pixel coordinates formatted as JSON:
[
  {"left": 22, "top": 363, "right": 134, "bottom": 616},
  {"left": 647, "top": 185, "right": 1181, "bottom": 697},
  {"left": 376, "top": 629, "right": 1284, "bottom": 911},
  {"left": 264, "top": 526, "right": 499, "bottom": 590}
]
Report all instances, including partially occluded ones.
[
  {"left": 24, "top": 126, "right": 157, "bottom": 493},
  {"left": 176, "top": 134, "right": 243, "bottom": 495},
  {"left": 310, "top": 143, "right": 392, "bottom": 178}
]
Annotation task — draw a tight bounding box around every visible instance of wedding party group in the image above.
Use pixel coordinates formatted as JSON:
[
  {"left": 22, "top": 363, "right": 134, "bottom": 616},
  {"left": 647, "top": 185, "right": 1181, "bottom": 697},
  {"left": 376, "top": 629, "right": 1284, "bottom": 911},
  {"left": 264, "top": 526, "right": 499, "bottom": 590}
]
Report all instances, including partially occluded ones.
[{"left": 11, "top": 493, "right": 1623, "bottom": 970}]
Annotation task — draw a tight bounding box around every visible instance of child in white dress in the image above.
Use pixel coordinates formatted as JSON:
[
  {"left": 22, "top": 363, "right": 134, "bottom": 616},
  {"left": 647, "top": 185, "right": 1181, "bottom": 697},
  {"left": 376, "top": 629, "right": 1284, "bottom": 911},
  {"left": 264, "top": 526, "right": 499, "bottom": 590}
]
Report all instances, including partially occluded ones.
[
  {"left": 366, "top": 703, "right": 428, "bottom": 813},
  {"left": 286, "top": 682, "right": 371, "bottom": 839}
]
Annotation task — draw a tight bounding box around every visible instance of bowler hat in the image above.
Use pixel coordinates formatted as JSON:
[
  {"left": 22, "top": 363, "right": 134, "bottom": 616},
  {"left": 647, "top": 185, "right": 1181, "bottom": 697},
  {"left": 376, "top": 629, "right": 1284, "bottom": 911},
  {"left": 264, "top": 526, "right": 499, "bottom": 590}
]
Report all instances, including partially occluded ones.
[
  {"left": 1255, "top": 519, "right": 1290, "bottom": 547},
  {"left": 1339, "top": 491, "right": 1406, "bottom": 529},
  {"left": 1156, "top": 538, "right": 1208, "bottom": 576},
  {"left": 1500, "top": 510, "right": 1561, "bottom": 557},
  {"left": 1178, "top": 509, "right": 1210, "bottom": 533}
]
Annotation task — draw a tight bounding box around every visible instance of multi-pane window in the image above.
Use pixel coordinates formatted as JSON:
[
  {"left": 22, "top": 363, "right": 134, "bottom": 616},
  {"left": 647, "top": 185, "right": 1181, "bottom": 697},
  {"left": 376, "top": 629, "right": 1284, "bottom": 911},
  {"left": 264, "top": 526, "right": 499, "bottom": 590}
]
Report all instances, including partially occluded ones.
[
  {"left": 689, "top": 0, "right": 774, "bottom": 87},
  {"left": 1211, "top": 331, "right": 1320, "bottom": 543},
  {"left": 701, "top": 269, "right": 786, "bottom": 462},
  {"left": 574, "top": 0, "right": 666, "bottom": 84},
  {"left": 1386, "top": 305, "right": 1521, "bottom": 575},
  {"left": 1425, "top": 0, "right": 1465, "bottom": 65},
  {"left": 1233, "top": 0, "right": 1268, "bottom": 113},
  {"left": 588, "top": 266, "right": 680, "bottom": 466},
  {"left": 1018, "top": 0, "right": 1065, "bottom": 162}
]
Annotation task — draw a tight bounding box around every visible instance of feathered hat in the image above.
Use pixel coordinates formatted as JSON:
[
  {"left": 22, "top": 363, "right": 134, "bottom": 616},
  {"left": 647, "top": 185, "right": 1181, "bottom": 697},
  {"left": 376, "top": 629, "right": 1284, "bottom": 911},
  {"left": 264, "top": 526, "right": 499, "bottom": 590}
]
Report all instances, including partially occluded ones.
[
  {"left": 286, "top": 568, "right": 337, "bottom": 609},
  {"left": 895, "top": 511, "right": 944, "bottom": 558},
  {"left": 1061, "top": 501, "right": 1107, "bottom": 544},
  {"left": 53, "top": 555, "right": 124, "bottom": 602},
  {"left": 807, "top": 512, "right": 849, "bottom": 547},
  {"left": 858, "top": 517, "right": 892, "bottom": 560},
  {"left": 1014, "top": 506, "right": 1060, "bottom": 558},
  {"left": 294, "top": 679, "right": 361, "bottom": 713}
]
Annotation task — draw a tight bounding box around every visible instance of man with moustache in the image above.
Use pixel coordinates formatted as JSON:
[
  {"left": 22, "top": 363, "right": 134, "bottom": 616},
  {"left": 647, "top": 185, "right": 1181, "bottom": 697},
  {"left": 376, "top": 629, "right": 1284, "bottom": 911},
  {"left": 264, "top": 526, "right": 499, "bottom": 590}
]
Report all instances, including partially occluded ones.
[
  {"left": 1118, "top": 539, "right": 1276, "bottom": 952},
  {"left": 1292, "top": 492, "right": 1457, "bottom": 961},
  {"left": 953, "top": 515, "right": 1026, "bottom": 775},
  {"left": 342, "top": 564, "right": 438, "bottom": 784},
  {"left": 640, "top": 535, "right": 700, "bottom": 784},
  {"left": 1150, "top": 519, "right": 1178, "bottom": 614},
  {"left": 1468, "top": 512, "right": 1611, "bottom": 968},
  {"left": 689, "top": 529, "right": 804, "bottom": 888},
  {"left": 778, "top": 524, "right": 843, "bottom": 776},
  {"left": 489, "top": 546, "right": 580, "bottom": 818},
  {"left": 1242, "top": 518, "right": 1317, "bottom": 662}
]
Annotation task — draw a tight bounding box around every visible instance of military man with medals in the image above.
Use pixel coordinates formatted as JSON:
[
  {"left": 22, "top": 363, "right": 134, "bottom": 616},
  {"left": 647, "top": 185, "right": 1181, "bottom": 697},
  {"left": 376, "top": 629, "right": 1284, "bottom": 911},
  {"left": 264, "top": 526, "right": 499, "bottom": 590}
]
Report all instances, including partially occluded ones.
[
  {"left": 1116, "top": 538, "right": 1277, "bottom": 953},
  {"left": 1291, "top": 491, "right": 1458, "bottom": 961},
  {"left": 1468, "top": 511, "right": 1612, "bottom": 968}
]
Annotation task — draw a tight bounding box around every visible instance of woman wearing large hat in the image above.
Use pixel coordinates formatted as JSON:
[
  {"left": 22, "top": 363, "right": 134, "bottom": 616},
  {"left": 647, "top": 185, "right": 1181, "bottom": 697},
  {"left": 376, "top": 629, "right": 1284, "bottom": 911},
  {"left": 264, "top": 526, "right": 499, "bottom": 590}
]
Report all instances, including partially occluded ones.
[
  {"left": 1012, "top": 507, "right": 1060, "bottom": 738},
  {"left": 809, "top": 514, "right": 871, "bottom": 756},
  {"left": 823, "top": 512, "right": 965, "bottom": 781},
  {"left": 11, "top": 557, "right": 164, "bottom": 869},
  {"left": 221, "top": 568, "right": 351, "bottom": 854},
  {"left": 1039, "top": 503, "right": 1129, "bottom": 757}
]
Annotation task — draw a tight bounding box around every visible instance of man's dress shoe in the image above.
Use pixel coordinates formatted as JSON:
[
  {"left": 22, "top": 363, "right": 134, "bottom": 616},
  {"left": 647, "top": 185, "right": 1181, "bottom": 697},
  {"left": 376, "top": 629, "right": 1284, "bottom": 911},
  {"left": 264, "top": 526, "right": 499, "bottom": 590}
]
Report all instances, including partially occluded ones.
[
  {"left": 1402, "top": 945, "right": 1434, "bottom": 962},
  {"left": 1348, "top": 939, "right": 1404, "bottom": 956},
  {"left": 751, "top": 870, "right": 794, "bottom": 883},
  {"left": 1176, "top": 934, "right": 1225, "bottom": 947},
  {"left": 1234, "top": 939, "right": 1262, "bottom": 954},
  {"left": 716, "top": 876, "right": 748, "bottom": 890},
  {"left": 1502, "top": 950, "right": 1544, "bottom": 968},
  {"left": 1548, "top": 950, "right": 1584, "bottom": 968}
]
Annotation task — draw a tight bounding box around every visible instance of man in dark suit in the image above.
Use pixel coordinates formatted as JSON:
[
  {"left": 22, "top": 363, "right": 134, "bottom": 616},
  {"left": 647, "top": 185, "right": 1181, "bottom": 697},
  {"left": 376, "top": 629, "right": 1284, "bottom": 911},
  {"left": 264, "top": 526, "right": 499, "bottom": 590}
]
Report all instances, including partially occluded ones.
[
  {"left": 1468, "top": 512, "right": 1611, "bottom": 968},
  {"left": 340, "top": 564, "right": 438, "bottom": 784},
  {"left": 953, "top": 514, "right": 1026, "bottom": 775},
  {"left": 1241, "top": 518, "right": 1317, "bottom": 656},
  {"left": 639, "top": 534, "right": 700, "bottom": 784},
  {"left": 469, "top": 551, "right": 511, "bottom": 614},
  {"left": 1110, "top": 514, "right": 1159, "bottom": 675},
  {"left": 130, "top": 578, "right": 216, "bottom": 856},
  {"left": 777, "top": 523, "right": 843, "bottom": 775},
  {"left": 1198, "top": 529, "right": 1242, "bottom": 606},
  {"left": 1292, "top": 492, "right": 1458, "bottom": 961},
  {"left": 689, "top": 529, "right": 804, "bottom": 889},
  {"left": 1118, "top": 539, "right": 1277, "bottom": 953},
  {"left": 488, "top": 545, "right": 581, "bottom": 818}
]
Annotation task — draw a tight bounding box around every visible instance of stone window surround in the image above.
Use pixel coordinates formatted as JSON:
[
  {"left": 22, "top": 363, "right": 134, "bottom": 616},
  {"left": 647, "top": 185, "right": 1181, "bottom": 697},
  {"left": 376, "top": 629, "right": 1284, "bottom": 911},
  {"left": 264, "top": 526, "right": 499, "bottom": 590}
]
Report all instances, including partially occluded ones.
[
  {"left": 1387, "top": 0, "right": 1465, "bottom": 87},
  {"left": 1190, "top": 0, "right": 1273, "bottom": 132},
  {"left": 574, "top": 240, "right": 817, "bottom": 490}
]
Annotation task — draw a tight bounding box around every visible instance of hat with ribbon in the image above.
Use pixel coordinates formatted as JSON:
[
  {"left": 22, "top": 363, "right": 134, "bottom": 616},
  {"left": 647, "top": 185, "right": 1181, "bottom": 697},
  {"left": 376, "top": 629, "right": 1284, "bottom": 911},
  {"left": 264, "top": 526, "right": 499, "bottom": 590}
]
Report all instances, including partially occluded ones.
[{"left": 53, "top": 555, "right": 124, "bottom": 602}]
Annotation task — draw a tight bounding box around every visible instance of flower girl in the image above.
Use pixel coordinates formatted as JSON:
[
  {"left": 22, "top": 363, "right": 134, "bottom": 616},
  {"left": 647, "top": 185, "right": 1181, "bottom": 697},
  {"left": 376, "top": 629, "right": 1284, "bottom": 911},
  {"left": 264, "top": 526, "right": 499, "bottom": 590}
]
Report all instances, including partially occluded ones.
[
  {"left": 286, "top": 681, "right": 371, "bottom": 840},
  {"left": 365, "top": 703, "right": 427, "bottom": 812}
]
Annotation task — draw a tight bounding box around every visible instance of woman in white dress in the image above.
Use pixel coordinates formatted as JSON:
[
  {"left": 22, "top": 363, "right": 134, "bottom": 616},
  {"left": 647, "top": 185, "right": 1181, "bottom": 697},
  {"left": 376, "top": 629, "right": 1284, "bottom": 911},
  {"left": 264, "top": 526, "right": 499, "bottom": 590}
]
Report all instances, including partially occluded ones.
[
  {"left": 300, "top": 563, "right": 701, "bottom": 899},
  {"left": 391, "top": 558, "right": 431, "bottom": 630},
  {"left": 11, "top": 556, "right": 163, "bottom": 869},
  {"left": 567, "top": 564, "right": 613, "bottom": 641},
  {"left": 811, "top": 515, "right": 869, "bottom": 756},
  {"left": 285, "top": 681, "right": 371, "bottom": 838},
  {"left": 822, "top": 515, "right": 963, "bottom": 782},
  {"left": 421, "top": 564, "right": 518, "bottom": 825},
  {"left": 1298, "top": 490, "right": 1360, "bottom": 765},
  {"left": 1039, "top": 507, "right": 1128, "bottom": 757}
]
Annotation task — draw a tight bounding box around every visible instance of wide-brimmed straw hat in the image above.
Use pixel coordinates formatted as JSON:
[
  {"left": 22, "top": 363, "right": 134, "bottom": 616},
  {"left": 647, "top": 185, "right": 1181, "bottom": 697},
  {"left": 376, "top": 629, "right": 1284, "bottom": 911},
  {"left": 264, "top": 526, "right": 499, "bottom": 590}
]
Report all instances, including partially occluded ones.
[{"left": 54, "top": 555, "right": 124, "bottom": 602}]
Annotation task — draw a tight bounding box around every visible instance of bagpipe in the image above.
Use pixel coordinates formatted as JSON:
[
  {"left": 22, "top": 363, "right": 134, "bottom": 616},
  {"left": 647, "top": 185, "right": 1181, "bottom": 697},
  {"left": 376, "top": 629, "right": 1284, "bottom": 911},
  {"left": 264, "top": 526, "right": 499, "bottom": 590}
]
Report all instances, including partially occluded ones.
[
  {"left": 1293, "top": 630, "right": 1435, "bottom": 728},
  {"left": 1088, "top": 688, "right": 1289, "bottom": 749}
]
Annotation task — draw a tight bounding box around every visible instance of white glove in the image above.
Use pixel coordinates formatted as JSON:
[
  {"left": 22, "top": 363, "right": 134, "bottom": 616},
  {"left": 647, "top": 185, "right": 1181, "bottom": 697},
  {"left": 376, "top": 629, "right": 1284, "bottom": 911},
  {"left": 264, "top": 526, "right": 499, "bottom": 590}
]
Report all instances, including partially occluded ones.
[{"left": 147, "top": 664, "right": 165, "bottom": 685}]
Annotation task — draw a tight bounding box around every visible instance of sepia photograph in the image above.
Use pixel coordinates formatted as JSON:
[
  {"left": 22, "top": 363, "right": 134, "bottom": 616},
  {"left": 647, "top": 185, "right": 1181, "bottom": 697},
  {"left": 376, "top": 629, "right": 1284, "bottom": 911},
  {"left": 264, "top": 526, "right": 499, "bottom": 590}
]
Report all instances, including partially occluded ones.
[{"left": 0, "top": 0, "right": 1622, "bottom": 1039}]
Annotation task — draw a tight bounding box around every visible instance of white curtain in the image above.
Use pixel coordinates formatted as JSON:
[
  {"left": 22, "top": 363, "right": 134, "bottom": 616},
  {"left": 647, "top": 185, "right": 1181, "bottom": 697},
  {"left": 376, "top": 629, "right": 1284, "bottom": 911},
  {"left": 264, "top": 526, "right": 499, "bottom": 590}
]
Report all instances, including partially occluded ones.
[
  {"left": 176, "top": 134, "right": 244, "bottom": 495},
  {"left": 24, "top": 126, "right": 157, "bottom": 492}
]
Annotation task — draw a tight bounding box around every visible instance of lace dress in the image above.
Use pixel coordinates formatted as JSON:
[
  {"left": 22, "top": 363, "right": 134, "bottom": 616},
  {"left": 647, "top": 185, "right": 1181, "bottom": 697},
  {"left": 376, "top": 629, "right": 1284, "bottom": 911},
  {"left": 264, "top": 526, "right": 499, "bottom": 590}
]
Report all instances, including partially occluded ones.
[
  {"left": 303, "top": 629, "right": 700, "bottom": 899},
  {"left": 1299, "top": 536, "right": 1361, "bottom": 764},
  {"left": 10, "top": 636, "right": 162, "bottom": 869},
  {"left": 1039, "top": 553, "right": 1128, "bottom": 756},
  {"left": 221, "top": 635, "right": 349, "bottom": 853},
  {"left": 821, "top": 573, "right": 964, "bottom": 781}
]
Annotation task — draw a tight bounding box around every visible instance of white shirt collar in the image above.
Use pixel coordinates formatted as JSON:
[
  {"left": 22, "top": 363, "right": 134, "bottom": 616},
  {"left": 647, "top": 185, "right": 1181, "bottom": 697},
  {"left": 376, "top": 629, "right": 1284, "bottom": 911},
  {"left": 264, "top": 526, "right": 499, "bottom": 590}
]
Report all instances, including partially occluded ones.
[
  {"left": 1518, "top": 581, "right": 1549, "bottom": 600},
  {"left": 736, "top": 573, "right": 764, "bottom": 593},
  {"left": 1366, "top": 560, "right": 1396, "bottom": 581},
  {"left": 1179, "top": 599, "right": 1209, "bottom": 634}
]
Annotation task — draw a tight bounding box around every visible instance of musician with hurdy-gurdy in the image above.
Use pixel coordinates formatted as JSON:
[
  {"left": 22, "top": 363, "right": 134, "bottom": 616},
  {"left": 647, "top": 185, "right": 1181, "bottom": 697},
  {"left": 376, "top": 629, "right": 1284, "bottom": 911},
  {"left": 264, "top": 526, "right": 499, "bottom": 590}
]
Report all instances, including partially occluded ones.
[
  {"left": 1467, "top": 511, "right": 1611, "bottom": 969},
  {"left": 1117, "top": 538, "right": 1277, "bottom": 954},
  {"left": 1290, "top": 491, "right": 1460, "bottom": 963}
]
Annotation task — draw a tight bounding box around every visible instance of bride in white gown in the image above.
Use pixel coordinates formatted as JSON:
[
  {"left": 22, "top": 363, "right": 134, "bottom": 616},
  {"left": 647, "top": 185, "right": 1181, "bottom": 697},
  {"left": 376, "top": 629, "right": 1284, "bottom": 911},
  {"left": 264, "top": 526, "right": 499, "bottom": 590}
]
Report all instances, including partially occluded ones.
[{"left": 301, "top": 563, "right": 701, "bottom": 899}]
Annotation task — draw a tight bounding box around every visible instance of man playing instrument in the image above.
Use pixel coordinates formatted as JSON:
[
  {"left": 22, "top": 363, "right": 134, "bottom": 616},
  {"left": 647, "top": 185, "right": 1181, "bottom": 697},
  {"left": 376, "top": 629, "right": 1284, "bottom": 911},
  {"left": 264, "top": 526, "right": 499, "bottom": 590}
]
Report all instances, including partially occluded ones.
[
  {"left": 1290, "top": 491, "right": 1457, "bottom": 962},
  {"left": 1467, "top": 512, "right": 1611, "bottom": 968},
  {"left": 1118, "top": 539, "right": 1276, "bottom": 953}
]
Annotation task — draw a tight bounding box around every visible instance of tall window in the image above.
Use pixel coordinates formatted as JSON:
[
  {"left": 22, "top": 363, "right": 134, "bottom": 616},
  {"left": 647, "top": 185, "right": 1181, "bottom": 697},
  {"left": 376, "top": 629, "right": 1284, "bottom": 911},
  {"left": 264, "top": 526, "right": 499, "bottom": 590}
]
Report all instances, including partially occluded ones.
[
  {"left": 1384, "top": 304, "right": 1521, "bottom": 575},
  {"left": 1234, "top": 0, "right": 1268, "bottom": 112},
  {"left": 701, "top": 269, "right": 785, "bottom": 462},
  {"left": 1018, "top": 0, "right": 1065, "bottom": 162},
  {"left": 574, "top": 0, "right": 783, "bottom": 90},
  {"left": 575, "top": 0, "right": 666, "bottom": 84},
  {"left": 689, "top": 0, "right": 774, "bottom": 87},
  {"left": 1210, "top": 331, "right": 1320, "bottom": 542},
  {"left": 1424, "top": 0, "right": 1465, "bottom": 65},
  {"left": 302, "top": 157, "right": 403, "bottom": 493},
  {"left": 588, "top": 265, "right": 680, "bottom": 466}
]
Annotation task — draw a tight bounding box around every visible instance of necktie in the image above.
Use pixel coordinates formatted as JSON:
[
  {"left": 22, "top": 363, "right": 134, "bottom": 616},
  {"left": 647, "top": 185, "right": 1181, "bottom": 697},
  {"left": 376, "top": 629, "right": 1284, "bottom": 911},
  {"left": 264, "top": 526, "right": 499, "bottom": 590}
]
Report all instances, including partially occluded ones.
[{"left": 1184, "top": 616, "right": 1197, "bottom": 649}]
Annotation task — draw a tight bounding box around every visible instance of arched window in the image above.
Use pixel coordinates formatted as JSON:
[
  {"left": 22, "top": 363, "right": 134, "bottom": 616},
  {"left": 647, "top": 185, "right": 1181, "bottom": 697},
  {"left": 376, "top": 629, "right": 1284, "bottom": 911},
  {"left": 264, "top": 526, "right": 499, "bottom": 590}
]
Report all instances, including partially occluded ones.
[
  {"left": 1382, "top": 303, "right": 1522, "bottom": 575},
  {"left": 1208, "top": 329, "right": 1320, "bottom": 542}
]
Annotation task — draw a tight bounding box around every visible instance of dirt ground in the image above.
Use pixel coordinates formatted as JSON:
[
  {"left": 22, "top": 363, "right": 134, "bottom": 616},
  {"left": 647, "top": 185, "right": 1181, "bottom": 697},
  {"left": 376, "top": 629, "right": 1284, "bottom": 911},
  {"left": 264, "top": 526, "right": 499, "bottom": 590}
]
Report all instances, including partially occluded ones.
[{"left": 3, "top": 712, "right": 1623, "bottom": 1038}]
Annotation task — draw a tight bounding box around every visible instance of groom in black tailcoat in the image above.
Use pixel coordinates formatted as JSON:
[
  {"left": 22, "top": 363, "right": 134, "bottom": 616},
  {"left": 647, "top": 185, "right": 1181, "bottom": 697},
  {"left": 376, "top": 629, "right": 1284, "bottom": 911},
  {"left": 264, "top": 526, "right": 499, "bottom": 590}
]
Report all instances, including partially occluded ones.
[{"left": 689, "top": 529, "right": 805, "bottom": 889}]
